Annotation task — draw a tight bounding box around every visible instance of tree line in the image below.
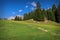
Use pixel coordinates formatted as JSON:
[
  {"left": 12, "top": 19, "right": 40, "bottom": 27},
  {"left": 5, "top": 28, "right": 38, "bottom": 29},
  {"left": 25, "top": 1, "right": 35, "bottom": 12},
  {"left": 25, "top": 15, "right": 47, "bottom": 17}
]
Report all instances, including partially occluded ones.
[{"left": 15, "top": 2, "right": 60, "bottom": 23}]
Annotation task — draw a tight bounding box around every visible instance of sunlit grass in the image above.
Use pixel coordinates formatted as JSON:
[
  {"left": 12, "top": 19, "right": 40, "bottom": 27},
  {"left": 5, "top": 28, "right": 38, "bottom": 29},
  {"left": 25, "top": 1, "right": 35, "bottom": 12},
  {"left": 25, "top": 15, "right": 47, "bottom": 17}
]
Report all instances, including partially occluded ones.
[{"left": 0, "top": 20, "right": 60, "bottom": 40}]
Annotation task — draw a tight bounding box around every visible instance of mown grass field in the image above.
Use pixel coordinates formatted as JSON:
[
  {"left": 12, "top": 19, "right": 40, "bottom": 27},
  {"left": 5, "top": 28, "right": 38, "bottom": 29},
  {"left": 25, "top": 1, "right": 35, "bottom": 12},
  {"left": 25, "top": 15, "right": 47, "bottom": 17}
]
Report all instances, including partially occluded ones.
[{"left": 0, "top": 20, "right": 60, "bottom": 40}]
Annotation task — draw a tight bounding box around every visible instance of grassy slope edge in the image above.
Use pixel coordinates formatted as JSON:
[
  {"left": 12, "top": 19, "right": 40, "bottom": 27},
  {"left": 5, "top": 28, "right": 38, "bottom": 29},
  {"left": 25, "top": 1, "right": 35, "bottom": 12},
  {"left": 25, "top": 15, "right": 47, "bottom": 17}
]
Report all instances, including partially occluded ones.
[{"left": 0, "top": 20, "right": 60, "bottom": 40}]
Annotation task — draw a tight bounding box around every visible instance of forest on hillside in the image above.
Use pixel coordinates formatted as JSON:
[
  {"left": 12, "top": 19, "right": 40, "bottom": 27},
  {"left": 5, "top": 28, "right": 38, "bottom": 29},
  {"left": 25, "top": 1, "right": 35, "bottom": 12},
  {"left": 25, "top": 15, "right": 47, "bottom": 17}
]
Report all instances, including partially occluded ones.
[{"left": 14, "top": 2, "right": 60, "bottom": 23}]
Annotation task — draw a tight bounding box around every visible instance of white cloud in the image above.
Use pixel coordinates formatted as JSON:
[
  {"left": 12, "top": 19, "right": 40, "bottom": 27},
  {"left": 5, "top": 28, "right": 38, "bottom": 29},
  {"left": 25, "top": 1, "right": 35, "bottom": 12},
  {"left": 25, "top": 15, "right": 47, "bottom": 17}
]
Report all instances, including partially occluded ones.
[
  {"left": 19, "top": 10, "right": 23, "bottom": 12},
  {"left": 12, "top": 12, "right": 15, "bottom": 14},
  {"left": 48, "top": 7, "right": 50, "bottom": 9},
  {"left": 31, "top": 2, "right": 36, "bottom": 7},
  {"left": 31, "top": 7, "right": 34, "bottom": 10},
  {"left": 25, "top": 5, "right": 28, "bottom": 8},
  {"left": 8, "top": 16, "right": 15, "bottom": 20}
]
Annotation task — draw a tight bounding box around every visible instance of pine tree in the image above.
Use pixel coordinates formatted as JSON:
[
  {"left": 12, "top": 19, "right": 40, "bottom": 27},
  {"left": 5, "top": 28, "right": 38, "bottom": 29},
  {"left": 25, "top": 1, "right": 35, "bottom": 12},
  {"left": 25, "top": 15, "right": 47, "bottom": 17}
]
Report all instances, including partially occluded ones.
[
  {"left": 15, "top": 16, "right": 22, "bottom": 21},
  {"left": 19, "top": 17, "right": 22, "bottom": 21},
  {"left": 42, "top": 9, "right": 48, "bottom": 22},
  {"left": 15, "top": 16, "right": 18, "bottom": 21},
  {"left": 47, "top": 9, "right": 53, "bottom": 21},
  {"left": 52, "top": 4, "right": 56, "bottom": 12},
  {"left": 33, "top": 2, "right": 44, "bottom": 21},
  {"left": 52, "top": 4, "right": 56, "bottom": 21},
  {"left": 56, "top": 4, "right": 60, "bottom": 23},
  {"left": 24, "top": 13, "right": 28, "bottom": 20}
]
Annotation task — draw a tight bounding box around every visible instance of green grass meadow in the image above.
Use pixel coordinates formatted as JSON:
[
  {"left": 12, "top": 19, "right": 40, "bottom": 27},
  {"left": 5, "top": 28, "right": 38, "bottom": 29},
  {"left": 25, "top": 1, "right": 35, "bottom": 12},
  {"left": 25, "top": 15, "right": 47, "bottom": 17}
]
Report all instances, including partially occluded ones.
[{"left": 0, "top": 20, "right": 60, "bottom": 40}]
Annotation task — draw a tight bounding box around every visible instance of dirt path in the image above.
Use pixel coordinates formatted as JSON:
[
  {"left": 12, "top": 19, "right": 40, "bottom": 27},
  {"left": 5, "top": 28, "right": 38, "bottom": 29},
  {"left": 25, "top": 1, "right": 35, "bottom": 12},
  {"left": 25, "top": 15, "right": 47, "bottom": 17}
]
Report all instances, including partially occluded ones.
[
  {"left": 37, "top": 27, "right": 48, "bottom": 32},
  {"left": 37, "top": 27, "right": 58, "bottom": 36}
]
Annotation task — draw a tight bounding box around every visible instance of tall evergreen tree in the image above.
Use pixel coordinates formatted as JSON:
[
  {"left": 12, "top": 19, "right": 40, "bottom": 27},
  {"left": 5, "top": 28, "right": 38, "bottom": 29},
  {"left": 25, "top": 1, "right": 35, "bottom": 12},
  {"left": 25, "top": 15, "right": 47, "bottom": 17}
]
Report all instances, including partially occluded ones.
[
  {"left": 15, "top": 16, "right": 18, "bottom": 21},
  {"left": 47, "top": 6, "right": 56, "bottom": 21},
  {"left": 15, "top": 16, "right": 22, "bottom": 21},
  {"left": 52, "top": 4, "right": 56, "bottom": 12},
  {"left": 24, "top": 13, "right": 29, "bottom": 20},
  {"left": 42, "top": 9, "right": 48, "bottom": 21},
  {"left": 33, "top": 2, "right": 44, "bottom": 21},
  {"left": 52, "top": 4, "right": 56, "bottom": 21},
  {"left": 24, "top": 13, "right": 27, "bottom": 20},
  {"left": 57, "top": 3, "right": 60, "bottom": 22},
  {"left": 36, "top": 2, "right": 41, "bottom": 10}
]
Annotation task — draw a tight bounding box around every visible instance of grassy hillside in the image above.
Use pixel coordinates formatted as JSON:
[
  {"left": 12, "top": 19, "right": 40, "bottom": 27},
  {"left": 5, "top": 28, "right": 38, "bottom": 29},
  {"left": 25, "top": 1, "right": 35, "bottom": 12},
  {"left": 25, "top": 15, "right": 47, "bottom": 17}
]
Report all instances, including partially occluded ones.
[{"left": 0, "top": 20, "right": 60, "bottom": 40}]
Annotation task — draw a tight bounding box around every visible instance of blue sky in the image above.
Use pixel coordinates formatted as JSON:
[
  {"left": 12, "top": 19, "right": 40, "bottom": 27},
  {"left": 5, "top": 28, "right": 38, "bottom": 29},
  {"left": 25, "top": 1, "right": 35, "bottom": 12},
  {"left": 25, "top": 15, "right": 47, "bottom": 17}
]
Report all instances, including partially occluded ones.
[{"left": 0, "top": 0, "right": 59, "bottom": 18}]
